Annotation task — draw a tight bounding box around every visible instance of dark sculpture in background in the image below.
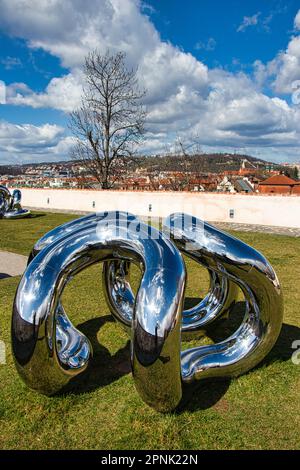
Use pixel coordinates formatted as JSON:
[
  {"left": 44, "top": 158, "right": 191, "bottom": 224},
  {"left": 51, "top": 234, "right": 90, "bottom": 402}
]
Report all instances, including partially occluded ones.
[
  {"left": 0, "top": 185, "right": 31, "bottom": 219},
  {"left": 12, "top": 211, "right": 283, "bottom": 412}
]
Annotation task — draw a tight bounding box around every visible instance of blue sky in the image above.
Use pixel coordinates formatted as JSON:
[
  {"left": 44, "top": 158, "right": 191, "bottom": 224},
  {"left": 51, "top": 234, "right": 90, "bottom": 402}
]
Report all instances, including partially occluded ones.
[
  {"left": 0, "top": 0, "right": 300, "bottom": 164},
  {"left": 147, "top": 1, "right": 299, "bottom": 67}
]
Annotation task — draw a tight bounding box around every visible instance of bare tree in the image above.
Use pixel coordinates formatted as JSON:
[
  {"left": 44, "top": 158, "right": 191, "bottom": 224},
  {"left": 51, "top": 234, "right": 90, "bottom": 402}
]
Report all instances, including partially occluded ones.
[
  {"left": 69, "top": 50, "right": 146, "bottom": 189},
  {"left": 148, "top": 136, "right": 202, "bottom": 191}
]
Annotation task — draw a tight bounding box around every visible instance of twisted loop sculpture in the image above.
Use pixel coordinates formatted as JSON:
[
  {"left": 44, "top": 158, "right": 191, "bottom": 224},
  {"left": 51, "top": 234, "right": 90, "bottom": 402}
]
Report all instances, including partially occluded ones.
[
  {"left": 12, "top": 212, "right": 283, "bottom": 412},
  {"left": 0, "top": 186, "right": 30, "bottom": 219}
]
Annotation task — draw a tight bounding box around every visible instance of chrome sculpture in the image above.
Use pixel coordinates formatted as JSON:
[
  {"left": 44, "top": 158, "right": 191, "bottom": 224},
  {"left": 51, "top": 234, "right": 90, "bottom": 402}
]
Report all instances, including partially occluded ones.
[
  {"left": 0, "top": 185, "right": 30, "bottom": 219},
  {"left": 103, "top": 246, "right": 238, "bottom": 335},
  {"left": 12, "top": 211, "right": 283, "bottom": 412},
  {"left": 28, "top": 212, "right": 238, "bottom": 335},
  {"left": 164, "top": 213, "right": 283, "bottom": 383}
]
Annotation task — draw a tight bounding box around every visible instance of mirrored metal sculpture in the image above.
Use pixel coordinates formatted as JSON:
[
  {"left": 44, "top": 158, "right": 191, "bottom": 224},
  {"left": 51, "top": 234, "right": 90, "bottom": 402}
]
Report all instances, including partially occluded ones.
[
  {"left": 13, "top": 212, "right": 186, "bottom": 411},
  {"left": 103, "top": 243, "right": 238, "bottom": 335},
  {"left": 28, "top": 212, "right": 238, "bottom": 335},
  {"left": 164, "top": 213, "right": 283, "bottom": 383},
  {"left": 0, "top": 186, "right": 30, "bottom": 219},
  {"left": 12, "top": 211, "right": 283, "bottom": 412}
]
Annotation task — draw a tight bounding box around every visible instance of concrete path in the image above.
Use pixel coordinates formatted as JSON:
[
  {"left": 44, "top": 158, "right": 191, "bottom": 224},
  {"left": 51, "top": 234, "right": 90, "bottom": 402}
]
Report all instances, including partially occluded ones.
[
  {"left": 0, "top": 251, "right": 28, "bottom": 279},
  {"left": 0, "top": 219, "right": 298, "bottom": 280},
  {"left": 26, "top": 208, "right": 300, "bottom": 237},
  {"left": 211, "top": 221, "right": 300, "bottom": 237}
]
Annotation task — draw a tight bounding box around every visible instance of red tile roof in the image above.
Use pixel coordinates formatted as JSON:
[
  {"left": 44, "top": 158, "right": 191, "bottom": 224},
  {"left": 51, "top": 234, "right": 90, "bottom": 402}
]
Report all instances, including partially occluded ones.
[{"left": 259, "top": 175, "right": 297, "bottom": 186}]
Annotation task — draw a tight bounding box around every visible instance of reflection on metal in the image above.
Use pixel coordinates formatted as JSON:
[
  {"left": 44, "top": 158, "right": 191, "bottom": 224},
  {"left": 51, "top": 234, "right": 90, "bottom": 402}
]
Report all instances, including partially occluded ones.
[
  {"left": 103, "top": 255, "right": 238, "bottom": 336},
  {"left": 164, "top": 213, "right": 283, "bottom": 384},
  {"left": 0, "top": 186, "right": 31, "bottom": 219},
  {"left": 12, "top": 212, "right": 283, "bottom": 412}
]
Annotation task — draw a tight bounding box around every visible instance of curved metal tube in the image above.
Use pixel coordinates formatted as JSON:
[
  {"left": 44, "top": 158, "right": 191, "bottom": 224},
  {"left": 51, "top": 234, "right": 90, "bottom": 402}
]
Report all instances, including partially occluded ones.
[
  {"left": 13, "top": 211, "right": 283, "bottom": 412},
  {"left": 12, "top": 212, "right": 186, "bottom": 412},
  {"left": 0, "top": 185, "right": 30, "bottom": 219},
  {"left": 0, "top": 194, "right": 6, "bottom": 217},
  {"left": 164, "top": 213, "right": 283, "bottom": 383},
  {"left": 11, "top": 189, "right": 22, "bottom": 210},
  {"left": 102, "top": 258, "right": 238, "bottom": 335},
  {"left": 29, "top": 211, "right": 237, "bottom": 334},
  {"left": 28, "top": 211, "right": 136, "bottom": 263},
  {"left": 181, "top": 269, "right": 236, "bottom": 332},
  {"left": 0, "top": 185, "right": 11, "bottom": 216},
  {"left": 27, "top": 211, "right": 139, "bottom": 336}
]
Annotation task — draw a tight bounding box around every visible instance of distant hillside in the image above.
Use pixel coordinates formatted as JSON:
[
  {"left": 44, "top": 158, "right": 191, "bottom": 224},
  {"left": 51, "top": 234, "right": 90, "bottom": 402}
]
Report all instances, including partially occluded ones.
[
  {"left": 134, "top": 153, "right": 280, "bottom": 173},
  {"left": 0, "top": 165, "right": 24, "bottom": 176},
  {"left": 0, "top": 153, "right": 286, "bottom": 175},
  {"left": 0, "top": 161, "right": 72, "bottom": 175}
]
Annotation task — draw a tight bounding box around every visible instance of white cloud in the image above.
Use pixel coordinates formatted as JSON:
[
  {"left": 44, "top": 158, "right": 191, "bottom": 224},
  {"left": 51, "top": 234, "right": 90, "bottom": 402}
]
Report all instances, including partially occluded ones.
[
  {"left": 237, "top": 8, "right": 287, "bottom": 34},
  {"left": 1, "top": 56, "right": 22, "bottom": 70},
  {"left": 295, "top": 9, "right": 300, "bottom": 30},
  {"left": 0, "top": 80, "right": 6, "bottom": 104},
  {"left": 1, "top": 1, "right": 300, "bottom": 163},
  {"left": 1, "top": 0, "right": 209, "bottom": 116},
  {"left": 271, "top": 35, "right": 300, "bottom": 94},
  {"left": 0, "top": 121, "right": 72, "bottom": 164},
  {"left": 188, "top": 70, "right": 300, "bottom": 154},
  {"left": 0, "top": 0, "right": 158, "bottom": 68},
  {"left": 0, "top": 0, "right": 208, "bottom": 111},
  {"left": 253, "top": 20, "right": 300, "bottom": 95},
  {"left": 7, "top": 72, "right": 83, "bottom": 112},
  {"left": 195, "top": 37, "right": 216, "bottom": 51},
  {"left": 237, "top": 13, "right": 261, "bottom": 32},
  {"left": 139, "top": 42, "right": 208, "bottom": 105},
  {"left": 251, "top": 10, "right": 300, "bottom": 95}
]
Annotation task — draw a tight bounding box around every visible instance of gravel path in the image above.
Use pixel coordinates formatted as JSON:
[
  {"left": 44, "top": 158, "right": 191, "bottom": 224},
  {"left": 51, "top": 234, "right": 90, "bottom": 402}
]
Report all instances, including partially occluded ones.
[
  {"left": 0, "top": 251, "right": 28, "bottom": 279},
  {"left": 25, "top": 208, "right": 300, "bottom": 237},
  {"left": 0, "top": 218, "right": 298, "bottom": 281},
  {"left": 211, "top": 221, "right": 300, "bottom": 237}
]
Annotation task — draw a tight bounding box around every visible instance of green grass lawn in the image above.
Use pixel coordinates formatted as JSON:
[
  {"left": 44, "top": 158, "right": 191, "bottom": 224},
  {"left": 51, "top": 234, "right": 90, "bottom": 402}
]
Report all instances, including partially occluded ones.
[{"left": 0, "top": 212, "right": 299, "bottom": 450}]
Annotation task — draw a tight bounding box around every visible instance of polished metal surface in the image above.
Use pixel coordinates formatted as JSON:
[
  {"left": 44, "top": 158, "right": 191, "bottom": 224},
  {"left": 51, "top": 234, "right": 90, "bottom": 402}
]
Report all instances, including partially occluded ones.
[
  {"left": 0, "top": 186, "right": 30, "bottom": 219},
  {"left": 12, "top": 211, "right": 283, "bottom": 412},
  {"left": 0, "top": 185, "right": 11, "bottom": 215},
  {"left": 102, "top": 218, "right": 238, "bottom": 334},
  {"left": 28, "top": 211, "right": 135, "bottom": 263},
  {"left": 164, "top": 213, "right": 283, "bottom": 383},
  {"left": 0, "top": 194, "right": 6, "bottom": 217},
  {"left": 103, "top": 251, "right": 238, "bottom": 335},
  {"left": 29, "top": 211, "right": 236, "bottom": 334},
  {"left": 12, "top": 211, "right": 186, "bottom": 412}
]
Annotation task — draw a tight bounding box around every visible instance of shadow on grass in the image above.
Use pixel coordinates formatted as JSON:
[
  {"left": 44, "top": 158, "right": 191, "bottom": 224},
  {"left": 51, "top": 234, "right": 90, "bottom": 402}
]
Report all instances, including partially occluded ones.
[
  {"left": 205, "top": 301, "right": 300, "bottom": 365},
  {"left": 61, "top": 315, "right": 130, "bottom": 395},
  {"left": 2, "top": 213, "right": 45, "bottom": 221},
  {"left": 178, "top": 379, "right": 231, "bottom": 413},
  {"left": 28, "top": 213, "right": 45, "bottom": 219},
  {"left": 177, "top": 300, "right": 300, "bottom": 412},
  {"left": 61, "top": 301, "right": 300, "bottom": 411},
  {"left": 259, "top": 322, "right": 300, "bottom": 365},
  {"left": 0, "top": 273, "right": 11, "bottom": 279},
  {"left": 184, "top": 297, "right": 201, "bottom": 310}
]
